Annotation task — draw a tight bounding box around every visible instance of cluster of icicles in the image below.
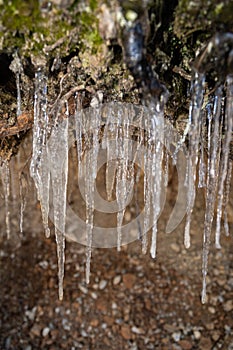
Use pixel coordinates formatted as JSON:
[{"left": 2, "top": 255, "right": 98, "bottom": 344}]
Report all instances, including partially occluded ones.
[{"left": 1, "top": 66, "right": 232, "bottom": 304}]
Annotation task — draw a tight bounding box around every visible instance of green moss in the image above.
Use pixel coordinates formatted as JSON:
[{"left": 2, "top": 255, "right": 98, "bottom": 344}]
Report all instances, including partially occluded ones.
[
  {"left": 0, "top": 0, "right": 103, "bottom": 60},
  {"left": 174, "top": 0, "right": 233, "bottom": 39}
]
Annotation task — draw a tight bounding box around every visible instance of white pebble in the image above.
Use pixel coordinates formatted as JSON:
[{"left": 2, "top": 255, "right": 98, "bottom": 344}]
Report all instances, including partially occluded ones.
[
  {"left": 113, "top": 275, "right": 121, "bottom": 285},
  {"left": 42, "top": 327, "right": 50, "bottom": 337},
  {"left": 99, "top": 280, "right": 107, "bottom": 290},
  {"left": 193, "top": 330, "right": 201, "bottom": 340}
]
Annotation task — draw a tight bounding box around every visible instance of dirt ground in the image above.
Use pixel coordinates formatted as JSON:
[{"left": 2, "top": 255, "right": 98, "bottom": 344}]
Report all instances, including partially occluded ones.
[{"left": 0, "top": 137, "right": 233, "bottom": 350}]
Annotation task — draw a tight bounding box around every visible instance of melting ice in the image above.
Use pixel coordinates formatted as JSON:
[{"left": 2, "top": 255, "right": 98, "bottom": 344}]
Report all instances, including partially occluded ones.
[{"left": 2, "top": 51, "right": 232, "bottom": 303}]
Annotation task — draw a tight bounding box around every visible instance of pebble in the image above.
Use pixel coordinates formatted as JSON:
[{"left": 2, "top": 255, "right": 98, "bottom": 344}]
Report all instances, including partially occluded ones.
[
  {"left": 121, "top": 325, "right": 132, "bottom": 340},
  {"left": 123, "top": 273, "right": 136, "bottom": 289},
  {"left": 172, "top": 332, "right": 181, "bottom": 342},
  {"left": 170, "top": 243, "right": 180, "bottom": 253},
  {"left": 30, "top": 324, "right": 41, "bottom": 338},
  {"left": 193, "top": 330, "right": 201, "bottom": 340},
  {"left": 211, "top": 331, "right": 220, "bottom": 341},
  {"left": 91, "top": 292, "right": 98, "bottom": 299},
  {"left": 178, "top": 340, "right": 192, "bottom": 350},
  {"left": 99, "top": 280, "right": 108, "bottom": 290},
  {"left": 79, "top": 284, "right": 88, "bottom": 294},
  {"left": 223, "top": 300, "right": 233, "bottom": 312},
  {"left": 113, "top": 275, "right": 121, "bottom": 285},
  {"left": 131, "top": 326, "right": 145, "bottom": 335},
  {"left": 208, "top": 306, "right": 216, "bottom": 314},
  {"left": 25, "top": 346, "right": 32, "bottom": 350},
  {"left": 25, "top": 306, "right": 37, "bottom": 321},
  {"left": 42, "top": 327, "right": 50, "bottom": 337}
]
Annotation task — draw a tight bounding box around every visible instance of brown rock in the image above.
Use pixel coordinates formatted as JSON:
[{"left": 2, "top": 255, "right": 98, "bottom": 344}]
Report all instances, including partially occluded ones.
[
  {"left": 29, "top": 324, "right": 41, "bottom": 338},
  {"left": 123, "top": 273, "right": 136, "bottom": 289},
  {"left": 103, "top": 315, "right": 114, "bottom": 326},
  {"left": 90, "top": 318, "right": 99, "bottom": 327},
  {"left": 199, "top": 337, "right": 212, "bottom": 350},
  {"left": 96, "top": 298, "right": 108, "bottom": 313},
  {"left": 120, "top": 325, "right": 132, "bottom": 340},
  {"left": 178, "top": 340, "right": 193, "bottom": 350}
]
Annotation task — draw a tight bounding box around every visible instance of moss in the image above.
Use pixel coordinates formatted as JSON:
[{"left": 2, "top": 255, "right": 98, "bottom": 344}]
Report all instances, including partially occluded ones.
[
  {"left": 0, "top": 0, "right": 103, "bottom": 61},
  {"left": 174, "top": 0, "right": 233, "bottom": 39}
]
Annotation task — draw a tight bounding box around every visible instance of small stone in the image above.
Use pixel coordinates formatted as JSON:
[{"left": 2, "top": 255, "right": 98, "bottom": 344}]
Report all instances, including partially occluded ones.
[
  {"left": 193, "top": 330, "right": 201, "bottom": 340},
  {"left": 131, "top": 326, "right": 145, "bottom": 335},
  {"left": 25, "top": 306, "right": 37, "bottom": 321},
  {"left": 211, "top": 331, "right": 220, "bottom": 341},
  {"left": 172, "top": 332, "right": 181, "bottom": 342},
  {"left": 206, "top": 323, "right": 214, "bottom": 330},
  {"left": 121, "top": 325, "right": 132, "bottom": 340},
  {"left": 170, "top": 243, "right": 180, "bottom": 253},
  {"left": 25, "top": 346, "right": 32, "bottom": 350},
  {"left": 79, "top": 284, "right": 88, "bottom": 294},
  {"left": 30, "top": 324, "right": 41, "bottom": 338},
  {"left": 199, "top": 337, "right": 212, "bottom": 350},
  {"left": 164, "top": 324, "right": 179, "bottom": 332},
  {"left": 113, "top": 275, "right": 121, "bottom": 285},
  {"left": 123, "top": 273, "right": 136, "bottom": 289},
  {"left": 99, "top": 280, "right": 108, "bottom": 290},
  {"left": 96, "top": 298, "right": 108, "bottom": 312},
  {"left": 178, "top": 340, "right": 192, "bottom": 350},
  {"left": 103, "top": 316, "right": 114, "bottom": 326},
  {"left": 42, "top": 327, "right": 50, "bottom": 337},
  {"left": 90, "top": 319, "right": 99, "bottom": 327},
  {"left": 91, "top": 292, "right": 98, "bottom": 299},
  {"left": 223, "top": 300, "right": 233, "bottom": 312},
  {"left": 208, "top": 306, "right": 215, "bottom": 314}
]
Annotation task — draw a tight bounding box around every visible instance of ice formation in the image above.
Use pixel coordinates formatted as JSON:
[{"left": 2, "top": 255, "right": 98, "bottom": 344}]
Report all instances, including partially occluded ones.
[{"left": 1, "top": 41, "right": 232, "bottom": 303}]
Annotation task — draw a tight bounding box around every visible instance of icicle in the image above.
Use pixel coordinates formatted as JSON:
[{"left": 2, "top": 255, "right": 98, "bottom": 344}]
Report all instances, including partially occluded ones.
[
  {"left": 1, "top": 161, "right": 11, "bottom": 239},
  {"left": 75, "top": 93, "right": 84, "bottom": 177},
  {"left": 116, "top": 107, "right": 130, "bottom": 251},
  {"left": 223, "top": 160, "right": 232, "bottom": 236},
  {"left": 84, "top": 98, "right": 101, "bottom": 284},
  {"left": 201, "top": 88, "right": 223, "bottom": 304},
  {"left": 184, "top": 72, "right": 205, "bottom": 249},
  {"left": 30, "top": 67, "right": 50, "bottom": 238},
  {"left": 142, "top": 111, "right": 153, "bottom": 254},
  {"left": 48, "top": 102, "right": 69, "bottom": 300},
  {"left": 104, "top": 106, "right": 117, "bottom": 201},
  {"left": 198, "top": 110, "right": 207, "bottom": 188},
  {"left": 215, "top": 76, "right": 233, "bottom": 247},
  {"left": 150, "top": 102, "right": 164, "bottom": 259},
  {"left": 19, "top": 172, "right": 27, "bottom": 235},
  {"left": 9, "top": 52, "right": 23, "bottom": 117}
]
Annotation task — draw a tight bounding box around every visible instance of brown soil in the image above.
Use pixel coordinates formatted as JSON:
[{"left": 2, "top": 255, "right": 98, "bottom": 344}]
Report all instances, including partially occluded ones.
[{"left": 0, "top": 136, "right": 233, "bottom": 350}]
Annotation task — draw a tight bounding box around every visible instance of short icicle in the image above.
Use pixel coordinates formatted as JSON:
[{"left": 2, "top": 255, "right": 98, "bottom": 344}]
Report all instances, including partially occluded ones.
[
  {"left": 9, "top": 52, "right": 23, "bottom": 117},
  {"left": 19, "top": 172, "right": 27, "bottom": 235}
]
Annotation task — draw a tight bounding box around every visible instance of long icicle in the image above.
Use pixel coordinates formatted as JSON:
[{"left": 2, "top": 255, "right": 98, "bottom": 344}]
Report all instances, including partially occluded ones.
[
  {"left": 30, "top": 67, "right": 50, "bottom": 238},
  {"left": 202, "top": 88, "right": 223, "bottom": 304},
  {"left": 85, "top": 99, "right": 101, "bottom": 284},
  {"left": 184, "top": 72, "right": 205, "bottom": 249},
  {"left": 215, "top": 75, "right": 233, "bottom": 247},
  {"left": 1, "top": 161, "right": 11, "bottom": 239},
  {"left": 48, "top": 102, "right": 69, "bottom": 300},
  {"left": 150, "top": 102, "right": 164, "bottom": 259}
]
